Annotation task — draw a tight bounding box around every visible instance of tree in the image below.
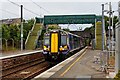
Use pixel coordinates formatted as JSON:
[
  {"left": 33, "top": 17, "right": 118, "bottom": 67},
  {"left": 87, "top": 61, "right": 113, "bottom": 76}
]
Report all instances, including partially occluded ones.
[
  {"left": 2, "top": 18, "right": 35, "bottom": 50},
  {"left": 83, "top": 15, "right": 118, "bottom": 38},
  {"left": 2, "top": 24, "right": 10, "bottom": 39},
  {"left": 104, "top": 15, "right": 118, "bottom": 31},
  {"left": 9, "top": 24, "right": 20, "bottom": 41},
  {"left": 23, "top": 19, "right": 34, "bottom": 40},
  {"left": 63, "top": 28, "right": 70, "bottom": 32},
  {"left": 47, "top": 24, "right": 61, "bottom": 30}
]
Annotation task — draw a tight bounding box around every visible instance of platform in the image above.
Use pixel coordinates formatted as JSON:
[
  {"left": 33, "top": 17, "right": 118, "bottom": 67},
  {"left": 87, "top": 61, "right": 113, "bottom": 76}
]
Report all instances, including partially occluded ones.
[
  {"left": 0, "top": 50, "right": 43, "bottom": 59},
  {"left": 34, "top": 47, "right": 108, "bottom": 79}
]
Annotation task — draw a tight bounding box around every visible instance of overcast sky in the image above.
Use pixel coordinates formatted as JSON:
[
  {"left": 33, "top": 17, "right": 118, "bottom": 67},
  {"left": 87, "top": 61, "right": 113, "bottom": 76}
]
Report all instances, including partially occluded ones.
[{"left": 0, "top": 0, "right": 119, "bottom": 30}]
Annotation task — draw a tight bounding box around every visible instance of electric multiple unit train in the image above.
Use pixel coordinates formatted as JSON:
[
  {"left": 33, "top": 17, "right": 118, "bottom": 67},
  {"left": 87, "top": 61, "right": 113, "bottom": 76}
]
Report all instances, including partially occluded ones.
[{"left": 43, "top": 30, "right": 85, "bottom": 61}]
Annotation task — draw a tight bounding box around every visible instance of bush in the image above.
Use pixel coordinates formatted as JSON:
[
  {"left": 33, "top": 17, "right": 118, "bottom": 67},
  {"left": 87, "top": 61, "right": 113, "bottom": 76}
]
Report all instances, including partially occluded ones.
[{"left": 114, "top": 70, "right": 120, "bottom": 80}]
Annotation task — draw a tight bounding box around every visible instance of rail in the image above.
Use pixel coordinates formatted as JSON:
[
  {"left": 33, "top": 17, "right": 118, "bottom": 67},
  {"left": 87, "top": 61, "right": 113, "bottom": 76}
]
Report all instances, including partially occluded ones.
[{"left": 1, "top": 52, "right": 49, "bottom": 79}]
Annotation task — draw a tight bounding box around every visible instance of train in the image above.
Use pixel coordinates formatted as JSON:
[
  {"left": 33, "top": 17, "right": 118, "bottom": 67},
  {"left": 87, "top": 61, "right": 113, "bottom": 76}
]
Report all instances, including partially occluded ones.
[{"left": 43, "top": 29, "right": 85, "bottom": 62}]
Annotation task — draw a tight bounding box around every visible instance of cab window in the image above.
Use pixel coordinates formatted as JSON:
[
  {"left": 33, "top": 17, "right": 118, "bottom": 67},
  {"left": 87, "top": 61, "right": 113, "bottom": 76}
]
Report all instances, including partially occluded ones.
[
  {"left": 61, "top": 35, "right": 67, "bottom": 45},
  {"left": 44, "top": 36, "right": 49, "bottom": 45}
]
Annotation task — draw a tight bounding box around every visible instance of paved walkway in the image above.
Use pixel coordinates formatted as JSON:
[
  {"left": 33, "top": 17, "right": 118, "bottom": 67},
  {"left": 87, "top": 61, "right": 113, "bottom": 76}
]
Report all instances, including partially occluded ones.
[{"left": 50, "top": 48, "right": 109, "bottom": 79}]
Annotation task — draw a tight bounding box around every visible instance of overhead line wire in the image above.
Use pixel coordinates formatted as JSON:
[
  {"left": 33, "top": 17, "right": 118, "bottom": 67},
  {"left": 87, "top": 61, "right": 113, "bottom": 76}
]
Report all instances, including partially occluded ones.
[
  {"left": 0, "top": 9, "right": 19, "bottom": 16},
  {"left": 7, "top": 0, "right": 40, "bottom": 16},
  {"left": 31, "top": 0, "right": 50, "bottom": 14},
  {"left": 23, "top": 7, "right": 40, "bottom": 16},
  {"left": 7, "top": 0, "right": 20, "bottom": 7}
]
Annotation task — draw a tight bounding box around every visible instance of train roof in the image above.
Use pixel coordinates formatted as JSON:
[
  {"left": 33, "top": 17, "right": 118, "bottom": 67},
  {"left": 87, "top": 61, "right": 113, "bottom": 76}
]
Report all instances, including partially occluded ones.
[{"left": 46, "top": 29, "right": 82, "bottom": 38}]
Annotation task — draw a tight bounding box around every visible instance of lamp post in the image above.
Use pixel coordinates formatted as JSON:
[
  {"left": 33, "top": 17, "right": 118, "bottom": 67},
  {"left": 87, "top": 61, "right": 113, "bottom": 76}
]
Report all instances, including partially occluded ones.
[
  {"left": 111, "top": 11, "right": 115, "bottom": 56},
  {"left": 101, "top": 3, "right": 109, "bottom": 51},
  {"left": 101, "top": 2, "right": 115, "bottom": 72},
  {"left": 21, "top": 5, "right": 23, "bottom": 51},
  {"left": 102, "top": 2, "right": 113, "bottom": 64},
  {"left": 102, "top": 4, "right": 105, "bottom": 51},
  {"left": 108, "top": 2, "right": 112, "bottom": 59}
]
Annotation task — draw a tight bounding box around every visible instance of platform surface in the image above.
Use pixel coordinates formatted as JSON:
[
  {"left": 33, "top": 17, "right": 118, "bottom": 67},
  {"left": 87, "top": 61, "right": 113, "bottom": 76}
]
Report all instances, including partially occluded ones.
[
  {"left": 50, "top": 48, "right": 107, "bottom": 78},
  {"left": 34, "top": 47, "right": 109, "bottom": 79}
]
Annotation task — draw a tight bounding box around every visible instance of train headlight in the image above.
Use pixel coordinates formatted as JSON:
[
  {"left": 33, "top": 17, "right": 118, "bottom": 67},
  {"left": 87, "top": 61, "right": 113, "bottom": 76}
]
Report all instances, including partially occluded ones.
[
  {"left": 60, "top": 46, "right": 64, "bottom": 51},
  {"left": 59, "top": 45, "right": 68, "bottom": 51},
  {"left": 43, "top": 46, "right": 47, "bottom": 50},
  {"left": 43, "top": 46, "right": 50, "bottom": 51},
  {"left": 64, "top": 45, "right": 68, "bottom": 50}
]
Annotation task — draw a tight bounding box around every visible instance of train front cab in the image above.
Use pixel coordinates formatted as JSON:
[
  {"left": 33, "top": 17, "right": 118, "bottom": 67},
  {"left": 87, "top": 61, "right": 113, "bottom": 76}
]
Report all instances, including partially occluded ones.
[
  {"left": 43, "top": 31, "right": 69, "bottom": 61},
  {"left": 43, "top": 31, "right": 59, "bottom": 61},
  {"left": 50, "top": 31, "right": 59, "bottom": 60}
]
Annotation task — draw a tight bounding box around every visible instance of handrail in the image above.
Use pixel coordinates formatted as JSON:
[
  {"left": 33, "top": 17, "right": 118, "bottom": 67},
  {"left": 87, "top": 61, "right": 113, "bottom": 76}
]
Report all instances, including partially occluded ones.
[
  {"left": 31, "top": 19, "right": 36, "bottom": 31},
  {"left": 34, "top": 23, "right": 43, "bottom": 49},
  {"left": 25, "top": 19, "right": 36, "bottom": 46}
]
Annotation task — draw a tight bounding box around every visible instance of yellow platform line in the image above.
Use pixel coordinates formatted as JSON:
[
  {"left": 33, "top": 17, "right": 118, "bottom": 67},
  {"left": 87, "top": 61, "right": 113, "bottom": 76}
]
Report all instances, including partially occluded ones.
[{"left": 60, "top": 50, "right": 87, "bottom": 77}]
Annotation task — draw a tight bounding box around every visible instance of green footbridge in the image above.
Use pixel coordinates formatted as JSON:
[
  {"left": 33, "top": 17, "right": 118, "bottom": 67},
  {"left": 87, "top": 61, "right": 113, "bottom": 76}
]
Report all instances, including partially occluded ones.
[{"left": 25, "top": 15, "right": 103, "bottom": 50}]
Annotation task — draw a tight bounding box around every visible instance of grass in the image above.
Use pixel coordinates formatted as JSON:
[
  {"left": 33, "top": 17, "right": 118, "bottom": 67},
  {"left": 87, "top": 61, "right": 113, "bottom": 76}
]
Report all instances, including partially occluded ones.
[
  {"left": 114, "top": 70, "right": 120, "bottom": 80},
  {"left": 25, "top": 23, "right": 42, "bottom": 50},
  {"left": 96, "top": 28, "right": 102, "bottom": 35},
  {"left": 2, "top": 45, "right": 20, "bottom": 53},
  {"left": 108, "top": 56, "right": 115, "bottom": 66},
  {"left": 95, "top": 22, "right": 102, "bottom": 50}
]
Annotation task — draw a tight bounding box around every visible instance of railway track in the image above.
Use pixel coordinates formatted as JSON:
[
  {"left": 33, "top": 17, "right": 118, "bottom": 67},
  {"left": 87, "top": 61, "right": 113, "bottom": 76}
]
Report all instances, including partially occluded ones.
[
  {"left": 1, "top": 52, "right": 50, "bottom": 80},
  {"left": 1, "top": 48, "right": 84, "bottom": 79}
]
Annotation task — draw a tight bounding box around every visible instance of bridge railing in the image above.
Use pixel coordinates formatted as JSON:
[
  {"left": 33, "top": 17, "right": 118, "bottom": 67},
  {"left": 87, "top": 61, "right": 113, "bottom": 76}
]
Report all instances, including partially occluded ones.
[{"left": 34, "top": 23, "right": 43, "bottom": 49}]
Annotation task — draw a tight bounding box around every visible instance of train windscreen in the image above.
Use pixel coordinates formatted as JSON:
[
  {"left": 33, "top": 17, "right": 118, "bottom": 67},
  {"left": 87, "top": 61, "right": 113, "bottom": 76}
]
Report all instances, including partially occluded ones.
[
  {"left": 44, "top": 36, "right": 49, "bottom": 45},
  {"left": 61, "top": 35, "right": 67, "bottom": 45}
]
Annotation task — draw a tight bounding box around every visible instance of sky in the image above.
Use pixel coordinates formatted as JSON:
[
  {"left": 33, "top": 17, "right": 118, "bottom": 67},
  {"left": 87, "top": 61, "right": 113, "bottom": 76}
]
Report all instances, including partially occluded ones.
[{"left": 0, "top": 0, "right": 119, "bottom": 30}]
